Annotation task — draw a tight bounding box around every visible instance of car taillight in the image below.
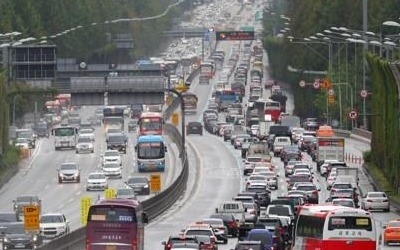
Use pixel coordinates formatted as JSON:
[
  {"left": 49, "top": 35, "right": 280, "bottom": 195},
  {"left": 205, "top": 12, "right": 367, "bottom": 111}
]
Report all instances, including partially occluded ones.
[
  {"left": 228, "top": 221, "right": 238, "bottom": 229},
  {"left": 131, "top": 239, "right": 138, "bottom": 250},
  {"left": 386, "top": 229, "right": 393, "bottom": 234},
  {"left": 86, "top": 239, "right": 91, "bottom": 250},
  {"left": 166, "top": 244, "right": 172, "bottom": 250}
]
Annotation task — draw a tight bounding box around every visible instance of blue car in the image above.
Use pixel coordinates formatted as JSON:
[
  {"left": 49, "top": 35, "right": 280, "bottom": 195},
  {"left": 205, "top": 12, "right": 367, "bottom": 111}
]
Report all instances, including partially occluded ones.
[{"left": 246, "top": 229, "right": 273, "bottom": 250}]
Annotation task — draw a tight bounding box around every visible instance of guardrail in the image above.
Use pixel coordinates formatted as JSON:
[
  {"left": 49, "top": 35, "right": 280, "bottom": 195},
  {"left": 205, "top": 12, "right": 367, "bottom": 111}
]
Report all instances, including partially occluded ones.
[{"left": 37, "top": 124, "right": 187, "bottom": 250}]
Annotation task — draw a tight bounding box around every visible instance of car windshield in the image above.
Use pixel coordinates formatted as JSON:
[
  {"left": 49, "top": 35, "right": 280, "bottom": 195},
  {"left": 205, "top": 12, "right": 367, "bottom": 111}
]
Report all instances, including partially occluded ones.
[
  {"left": 103, "top": 163, "right": 120, "bottom": 169},
  {"left": 108, "top": 135, "right": 125, "bottom": 143},
  {"left": 40, "top": 215, "right": 63, "bottom": 223},
  {"left": 16, "top": 196, "right": 38, "bottom": 203},
  {"left": 61, "top": 163, "right": 77, "bottom": 170},
  {"left": 368, "top": 192, "right": 387, "bottom": 198},
  {"left": 128, "top": 177, "right": 147, "bottom": 184},
  {"left": 16, "top": 138, "right": 29, "bottom": 143},
  {"left": 247, "top": 231, "right": 272, "bottom": 244},
  {"left": 185, "top": 230, "right": 212, "bottom": 236},
  {"left": 332, "top": 200, "right": 354, "bottom": 207},
  {"left": 296, "top": 185, "right": 316, "bottom": 191},
  {"left": 78, "top": 137, "right": 91, "bottom": 143},
  {"left": 89, "top": 174, "right": 105, "bottom": 179},
  {"left": 117, "top": 189, "right": 134, "bottom": 195},
  {"left": 5, "top": 223, "right": 25, "bottom": 234},
  {"left": 268, "top": 206, "right": 290, "bottom": 216},
  {"left": 104, "top": 151, "right": 119, "bottom": 157}
]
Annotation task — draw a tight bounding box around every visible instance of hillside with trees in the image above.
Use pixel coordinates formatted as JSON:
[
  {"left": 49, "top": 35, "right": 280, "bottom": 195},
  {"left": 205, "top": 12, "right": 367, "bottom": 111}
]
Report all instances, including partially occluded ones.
[
  {"left": 0, "top": 0, "right": 190, "bottom": 166},
  {"left": 263, "top": 0, "right": 400, "bottom": 195}
]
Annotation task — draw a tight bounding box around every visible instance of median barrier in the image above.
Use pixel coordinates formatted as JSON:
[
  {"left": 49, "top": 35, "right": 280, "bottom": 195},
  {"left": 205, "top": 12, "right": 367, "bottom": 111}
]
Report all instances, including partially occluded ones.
[{"left": 38, "top": 98, "right": 189, "bottom": 249}]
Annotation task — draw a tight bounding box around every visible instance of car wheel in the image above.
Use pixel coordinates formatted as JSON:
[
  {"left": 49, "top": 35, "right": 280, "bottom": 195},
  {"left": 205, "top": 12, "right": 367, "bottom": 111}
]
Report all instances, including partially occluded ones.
[
  {"left": 58, "top": 178, "right": 62, "bottom": 184},
  {"left": 76, "top": 151, "right": 79, "bottom": 154},
  {"left": 77, "top": 177, "right": 80, "bottom": 183},
  {"left": 223, "top": 238, "right": 228, "bottom": 244},
  {"left": 384, "top": 208, "right": 390, "bottom": 212}
]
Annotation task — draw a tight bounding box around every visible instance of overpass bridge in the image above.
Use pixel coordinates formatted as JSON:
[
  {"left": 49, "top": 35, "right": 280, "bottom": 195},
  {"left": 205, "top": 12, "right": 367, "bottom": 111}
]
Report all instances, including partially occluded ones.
[{"left": 163, "top": 28, "right": 211, "bottom": 38}]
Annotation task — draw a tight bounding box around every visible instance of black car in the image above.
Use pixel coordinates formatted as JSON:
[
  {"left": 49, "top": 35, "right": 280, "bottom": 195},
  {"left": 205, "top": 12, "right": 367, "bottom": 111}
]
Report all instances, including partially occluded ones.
[
  {"left": 106, "top": 132, "right": 127, "bottom": 154},
  {"left": 33, "top": 121, "right": 49, "bottom": 138},
  {"left": 234, "top": 240, "right": 263, "bottom": 250},
  {"left": 161, "top": 235, "right": 199, "bottom": 250},
  {"left": 187, "top": 122, "right": 203, "bottom": 136},
  {"left": 2, "top": 222, "right": 43, "bottom": 249},
  {"left": 130, "top": 104, "right": 143, "bottom": 119},
  {"left": 125, "top": 176, "right": 150, "bottom": 195},
  {"left": 209, "top": 213, "right": 238, "bottom": 237}
]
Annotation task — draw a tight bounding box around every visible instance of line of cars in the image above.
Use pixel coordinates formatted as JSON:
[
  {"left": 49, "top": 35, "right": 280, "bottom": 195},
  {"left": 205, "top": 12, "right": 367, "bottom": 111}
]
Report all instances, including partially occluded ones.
[{"left": 0, "top": 196, "right": 70, "bottom": 249}]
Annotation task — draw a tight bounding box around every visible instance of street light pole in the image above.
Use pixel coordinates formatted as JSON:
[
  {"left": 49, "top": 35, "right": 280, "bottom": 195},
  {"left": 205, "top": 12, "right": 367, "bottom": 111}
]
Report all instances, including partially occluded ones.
[
  {"left": 362, "top": 0, "right": 368, "bottom": 129},
  {"left": 165, "top": 87, "right": 185, "bottom": 158}
]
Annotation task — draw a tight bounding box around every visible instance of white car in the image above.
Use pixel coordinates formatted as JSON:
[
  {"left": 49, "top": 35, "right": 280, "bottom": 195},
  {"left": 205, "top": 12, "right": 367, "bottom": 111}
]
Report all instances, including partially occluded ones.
[
  {"left": 102, "top": 150, "right": 122, "bottom": 166},
  {"left": 75, "top": 136, "right": 94, "bottom": 153},
  {"left": 14, "top": 138, "right": 30, "bottom": 149},
  {"left": 102, "top": 162, "right": 122, "bottom": 179},
  {"left": 361, "top": 191, "right": 390, "bottom": 212},
  {"left": 86, "top": 172, "right": 108, "bottom": 191},
  {"left": 79, "top": 128, "right": 95, "bottom": 141},
  {"left": 40, "top": 213, "right": 70, "bottom": 239}
]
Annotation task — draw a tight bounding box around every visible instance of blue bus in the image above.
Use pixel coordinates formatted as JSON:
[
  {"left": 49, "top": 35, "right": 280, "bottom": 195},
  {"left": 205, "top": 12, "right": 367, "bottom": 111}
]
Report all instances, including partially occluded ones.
[{"left": 135, "top": 135, "right": 167, "bottom": 172}]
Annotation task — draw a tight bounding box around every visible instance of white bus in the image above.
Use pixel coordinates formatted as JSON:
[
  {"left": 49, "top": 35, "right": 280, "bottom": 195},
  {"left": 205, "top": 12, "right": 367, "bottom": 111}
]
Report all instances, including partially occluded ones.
[
  {"left": 51, "top": 125, "right": 78, "bottom": 150},
  {"left": 293, "top": 205, "right": 376, "bottom": 250}
]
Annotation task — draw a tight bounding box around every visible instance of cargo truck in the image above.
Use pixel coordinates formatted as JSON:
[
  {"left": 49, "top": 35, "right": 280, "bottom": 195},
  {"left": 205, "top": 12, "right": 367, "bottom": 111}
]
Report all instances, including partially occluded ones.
[{"left": 315, "top": 137, "right": 345, "bottom": 168}]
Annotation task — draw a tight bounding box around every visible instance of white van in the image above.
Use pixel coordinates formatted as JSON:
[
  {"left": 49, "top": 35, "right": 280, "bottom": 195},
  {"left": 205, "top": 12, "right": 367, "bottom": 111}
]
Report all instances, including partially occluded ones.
[
  {"left": 272, "top": 136, "right": 292, "bottom": 156},
  {"left": 215, "top": 201, "right": 245, "bottom": 224}
]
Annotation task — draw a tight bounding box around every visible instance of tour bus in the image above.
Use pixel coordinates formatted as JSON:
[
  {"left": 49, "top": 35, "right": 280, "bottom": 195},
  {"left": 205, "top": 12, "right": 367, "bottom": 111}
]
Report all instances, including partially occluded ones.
[
  {"left": 135, "top": 135, "right": 167, "bottom": 172},
  {"left": 182, "top": 92, "right": 199, "bottom": 114},
  {"left": 138, "top": 112, "right": 164, "bottom": 136},
  {"left": 85, "top": 198, "right": 148, "bottom": 250},
  {"left": 253, "top": 99, "right": 281, "bottom": 122},
  {"left": 293, "top": 204, "right": 376, "bottom": 250},
  {"left": 200, "top": 61, "right": 215, "bottom": 78},
  {"left": 51, "top": 125, "right": 78, "bottom": 150},
  {"left": 103, "top": 106, "right": 125, "bottom": 133}
]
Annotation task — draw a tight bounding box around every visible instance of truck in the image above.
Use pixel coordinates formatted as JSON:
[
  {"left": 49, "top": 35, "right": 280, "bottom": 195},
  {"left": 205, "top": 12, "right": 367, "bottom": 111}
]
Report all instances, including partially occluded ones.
[
  {"left": 315, "top": 137, "right": 345, "bottom": 167},
  {"left": 280, "top": 115, "right": 301, "bottom": 128},
  {"left": 103, "top": 107, "right": 124, "bottom": 133},
  {"left": 335, "top": 167, "right": 359, "bottom": 187},
  {"left": 258, "top": 120, "right": 275, "bottom": 140}
]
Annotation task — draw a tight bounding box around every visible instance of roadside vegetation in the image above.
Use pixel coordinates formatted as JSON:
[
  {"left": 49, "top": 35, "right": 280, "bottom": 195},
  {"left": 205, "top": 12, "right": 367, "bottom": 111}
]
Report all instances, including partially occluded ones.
[
  {"left": 263, "top": 0, "right": 400, "bottom": 197},
  {"left": 0, "top": 0, "right": 190, "bottom": 169}
]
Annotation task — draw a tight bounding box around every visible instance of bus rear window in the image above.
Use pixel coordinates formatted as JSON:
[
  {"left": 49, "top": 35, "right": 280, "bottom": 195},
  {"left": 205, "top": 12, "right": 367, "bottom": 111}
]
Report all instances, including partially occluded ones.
[
  {"left": 328, "top": 216, "right": 372, "bottom": 231},
  {"left": 89, "top": 207, "right": 137, "bottom": 223}
]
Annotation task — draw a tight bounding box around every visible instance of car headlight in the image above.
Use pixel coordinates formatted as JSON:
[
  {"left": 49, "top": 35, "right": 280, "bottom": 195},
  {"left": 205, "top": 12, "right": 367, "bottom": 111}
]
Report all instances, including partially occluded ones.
[
  {"left": 143, "top": 184, "right": 149, "bottom": 188},
  {"left": 32, "top": 235, "right": 38, "bottom": 242},
  {"left": 3, "top": 237, "right": 9, "bottom": 242}
]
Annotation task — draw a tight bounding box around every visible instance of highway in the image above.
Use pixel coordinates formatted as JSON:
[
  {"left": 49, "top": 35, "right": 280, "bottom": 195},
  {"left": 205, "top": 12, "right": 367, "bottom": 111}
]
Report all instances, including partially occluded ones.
[
  {"left": 0, "top": 0, "right": 398, "bottom": 250},
  {"left": 146, "top": 2, "right": 400, "bottom": 250},
  {"left": 0, "top": 105, "right": 180, "bottom": 231}
]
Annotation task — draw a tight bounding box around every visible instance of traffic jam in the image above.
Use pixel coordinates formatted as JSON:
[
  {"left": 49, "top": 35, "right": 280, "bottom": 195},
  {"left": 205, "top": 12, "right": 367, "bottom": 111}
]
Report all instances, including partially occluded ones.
[{"left": 162, "top": 5, "right": 399, "bottom": 250}]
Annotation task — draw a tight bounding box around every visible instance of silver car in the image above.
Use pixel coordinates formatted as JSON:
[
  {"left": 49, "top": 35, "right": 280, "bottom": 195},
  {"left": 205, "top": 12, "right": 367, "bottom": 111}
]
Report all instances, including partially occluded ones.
[
  {"left": 361, "top": 191, "right": 390, "bottom": 212},
  {"left": 86, "top": 172, "right": 108, "bottom": 191}
]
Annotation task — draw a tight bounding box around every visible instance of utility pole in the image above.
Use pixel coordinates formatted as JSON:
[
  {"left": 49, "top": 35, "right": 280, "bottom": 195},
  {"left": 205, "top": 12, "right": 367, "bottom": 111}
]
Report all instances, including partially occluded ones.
[{"left": 362, "top": 0, "right": 368, "bottom": 129}]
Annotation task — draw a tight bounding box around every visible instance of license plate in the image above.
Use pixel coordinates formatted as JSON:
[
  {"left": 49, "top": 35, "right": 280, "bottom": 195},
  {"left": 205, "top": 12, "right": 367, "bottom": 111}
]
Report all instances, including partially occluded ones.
[
  {"left": 15, "top": 244, "right": 25, "bottom": 248},
  {"left": 106, "top": 246, "right": 117, "bottom": 250}
]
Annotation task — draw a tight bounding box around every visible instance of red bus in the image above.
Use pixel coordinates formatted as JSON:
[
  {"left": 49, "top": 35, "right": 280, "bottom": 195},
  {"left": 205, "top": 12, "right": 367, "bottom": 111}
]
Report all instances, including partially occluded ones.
[
  {"left": 138, "top": 112, "right": 163, "bottom": 136},
  {"left": 293, "top": 204, "right": 376, "bottom": 250},
  {"left": 253, "top": 99, "right": 281, "bottom": 122},
  {"left": 200, "top": 61, "right": 215, "bottom": 78},
  {"left": 85, "top": 198, "right": 148, "bottom": 250}
]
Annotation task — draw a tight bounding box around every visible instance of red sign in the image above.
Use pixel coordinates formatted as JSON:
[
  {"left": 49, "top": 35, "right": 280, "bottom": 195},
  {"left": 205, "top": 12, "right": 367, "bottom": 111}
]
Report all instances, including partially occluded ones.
[{"left": 216, "top": 31, "right": 255, "bottom": 41}]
